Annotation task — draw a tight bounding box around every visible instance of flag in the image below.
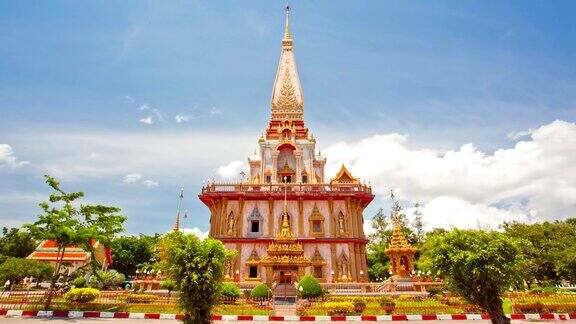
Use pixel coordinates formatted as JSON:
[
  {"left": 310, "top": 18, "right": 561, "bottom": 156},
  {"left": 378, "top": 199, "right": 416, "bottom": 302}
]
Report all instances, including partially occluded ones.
[{"left": 179, "top": 189, "right": 184, "bottom": 199}]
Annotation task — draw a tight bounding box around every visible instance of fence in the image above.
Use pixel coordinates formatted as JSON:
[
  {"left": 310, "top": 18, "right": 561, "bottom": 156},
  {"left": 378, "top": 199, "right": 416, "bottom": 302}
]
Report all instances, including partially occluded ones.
[
  {"left": 319, "top": 282, "right": 443, "bottom": 295},
  {"left": 296, "top": 293, "right": 576, "bottom": 316},
  {"left": 0, "top": 290, "right": 273, "bottom": 315}
]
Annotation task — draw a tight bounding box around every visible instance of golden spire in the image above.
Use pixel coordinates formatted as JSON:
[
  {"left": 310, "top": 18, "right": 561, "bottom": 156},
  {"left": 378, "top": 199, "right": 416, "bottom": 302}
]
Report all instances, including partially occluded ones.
[
  {"left": 173, "top": 188, "right": 184, "bottom": 232},
  {"left": 283, "top": 5, "right": 292, "bottom": 41},
  {"left": 271, "top": 4, "right": 304, "bottom": 119}
]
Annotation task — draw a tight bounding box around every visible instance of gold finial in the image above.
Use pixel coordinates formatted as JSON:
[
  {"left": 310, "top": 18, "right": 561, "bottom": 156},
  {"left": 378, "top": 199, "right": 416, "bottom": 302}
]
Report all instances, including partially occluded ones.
[
  {"left": 284, "top": 5, "right": 292, "bottom": 40},
  {"left": 173, "top": 188, "right": 184, "bottom": 232}
]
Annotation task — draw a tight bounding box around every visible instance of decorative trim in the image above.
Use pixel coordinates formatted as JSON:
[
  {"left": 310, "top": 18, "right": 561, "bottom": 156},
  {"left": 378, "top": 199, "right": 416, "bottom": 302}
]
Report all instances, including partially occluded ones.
[{"left": 1, "top": 310, "right": 573, "bottom": 321}]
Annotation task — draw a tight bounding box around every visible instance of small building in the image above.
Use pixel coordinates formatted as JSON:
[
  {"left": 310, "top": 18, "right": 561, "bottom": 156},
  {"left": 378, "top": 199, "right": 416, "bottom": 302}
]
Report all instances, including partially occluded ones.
[{"left": 28, "top": 240, "right": 112, "bottom": 274}]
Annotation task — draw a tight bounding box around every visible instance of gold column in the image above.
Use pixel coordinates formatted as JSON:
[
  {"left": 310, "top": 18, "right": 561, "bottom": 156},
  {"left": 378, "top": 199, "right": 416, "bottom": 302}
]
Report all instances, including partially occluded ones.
[
  {"left": 354, "top": 244, "right": 362, "bottom": 282},
  {"left": 349, "top": 243, "right": 357, "bottom": 282},
  {"left": 271, "top": 152, "right": 279, "bottom": 183},
  {"left": 268, "top": 198, "right": 275, "bottom": 236},
  {"left": 219, "top": 198, "right": 228, "bottom": 236},
  {"left": 330, "top": 243, "right": 337, "bottom": 281},
  {"left": 237, "top": 198, "right": 245, "bottom": 237},
  {"left": 298, "top": 198, "right": 304, "bottom": 237},
  {"left": 328, "top": 198, "right": 334, "bottom": 237},
  {"left": 208, "top": 203, "right": 216, "bottom": 237},
  {"left": 295, "top": 151, "right": 302, "bottom": 183},
  {"left": 236, "top": 243, "right": 242, "bottom": 280},
  {"left": 346, "top": 198, "right": 357, "bottom": 238}
]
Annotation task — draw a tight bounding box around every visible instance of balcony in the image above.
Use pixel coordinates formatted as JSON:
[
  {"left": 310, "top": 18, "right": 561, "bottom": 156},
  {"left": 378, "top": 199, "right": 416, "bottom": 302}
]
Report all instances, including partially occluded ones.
[{"left": 200, "top": 182, "right": 372, "bottom": 195}]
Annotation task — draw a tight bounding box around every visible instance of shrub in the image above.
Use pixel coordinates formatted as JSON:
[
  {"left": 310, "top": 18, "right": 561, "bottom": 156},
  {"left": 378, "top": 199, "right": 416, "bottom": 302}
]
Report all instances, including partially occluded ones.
[
  {"left": 379, "top": 296, "right": 395, "bottom": 307},
  {"left": 323, "top": 301, "right": 354, "bottom": 316},
  {"left": 298, "top": 275, "right": 324, "bottom": 299},
  {"left": 161, "top": 280, "right": 178, "bottom": 297},
  {"left": 353, "top": 298, "right": 366, "bottom": 313},
  {"left": 64, "top": 288, "right": 100, "bottom": 303},
  {"left": 250, "top": 284, "right": 271, "bottom": 299},
  {"left": 126, "top": 293, "right": 159, "bottom": 303},
  {"left": 220, "top": 282, "right": 241, "bottom": 298},
  {"left": 71, "top": 276, "right": 87, "bottom": 288},
  {"left": 89, "top": 270, "right": 125, "bottom": 290},
  {"left": 426, "top": 285, "right": 444, "bottom": 297},
  {"left": 379, "top": 296, "right": 395, "bottom": 315},
  {"left": 530, "top": 286, "right": 558, "bottom": 294}
]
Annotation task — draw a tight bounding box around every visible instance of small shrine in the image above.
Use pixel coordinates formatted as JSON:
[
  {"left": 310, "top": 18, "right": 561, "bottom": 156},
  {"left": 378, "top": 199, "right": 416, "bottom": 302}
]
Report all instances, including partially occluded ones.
[
  {"left": 386, "top": 224, "right": 417, "bottom": 278},
  {"left": 260, "top": 201, "right": 311, "bottom": 285}
]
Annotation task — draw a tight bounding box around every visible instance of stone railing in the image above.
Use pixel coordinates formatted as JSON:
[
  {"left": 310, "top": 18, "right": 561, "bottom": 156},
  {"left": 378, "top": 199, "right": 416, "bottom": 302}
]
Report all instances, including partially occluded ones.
[
  {"left": 319, "top": 282, "right": 444, "bottom": 295},
  {"left": 201, "top": 182, "right": 372, "bottom": 195}
]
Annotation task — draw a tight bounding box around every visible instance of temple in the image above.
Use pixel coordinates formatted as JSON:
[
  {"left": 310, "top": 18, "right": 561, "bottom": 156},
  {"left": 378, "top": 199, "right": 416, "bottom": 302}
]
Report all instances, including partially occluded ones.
[
  {"left": 28, "top": 240, "right": 112, "bottom": 274},
  {"left": 199, "top": 7, "right": 374, "bottom": 286}
]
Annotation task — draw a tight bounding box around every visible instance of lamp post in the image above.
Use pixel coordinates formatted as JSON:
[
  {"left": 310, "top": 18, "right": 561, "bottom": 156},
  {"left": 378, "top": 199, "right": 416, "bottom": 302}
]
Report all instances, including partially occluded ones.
[
  {"left": 235, "top": 270, "right": 240, "bottom": 282},
  {"left": 359, "top": 270, "right": 364, "bottom": 283}
]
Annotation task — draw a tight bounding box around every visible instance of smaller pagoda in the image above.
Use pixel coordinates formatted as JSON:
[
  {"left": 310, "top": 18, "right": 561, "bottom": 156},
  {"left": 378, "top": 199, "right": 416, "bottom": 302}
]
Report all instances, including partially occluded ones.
[
  {"left": 386, "top": 223, "right": 417, "bottom": 278},
  {"left": 385, "top": 193, "right": 417, "bottom": 280},
  {"left": 260, "top": 207, "right": 311, "bottom": 284}
]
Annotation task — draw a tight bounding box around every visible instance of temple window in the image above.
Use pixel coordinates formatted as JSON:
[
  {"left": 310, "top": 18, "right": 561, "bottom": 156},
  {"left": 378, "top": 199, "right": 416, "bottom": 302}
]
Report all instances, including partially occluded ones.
[
  {"left": 246, "top": 207, "right": 264, "bottom": 237},
  {"left": 251, "top": 221, "right": 260, "bottom": 233},
  {"left": 249, "top": 266, "right": 258, "bottom": 278},
  {"left": 266, "top": 175, "right": 272, "bottom": 183},
  {"left": 312, "top": 220, "right": 322, "bottom": 233},
  {"left": 302, "top": 175, "right": 308, "bottom": 183},
  {"left": 309, "top": 204, "right": 325, "bottom": 237},
  {"left": 314, "top": 266, "right": 323, "bottom": 278},
  {"left": 311, "top": 248, "right": 326, "bottom": 281}
]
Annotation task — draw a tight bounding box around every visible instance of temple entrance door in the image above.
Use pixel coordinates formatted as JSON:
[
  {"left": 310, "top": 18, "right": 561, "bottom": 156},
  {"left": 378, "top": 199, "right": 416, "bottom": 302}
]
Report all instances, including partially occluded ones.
[{"left": 279, "top": 271, "right": 292, "bottom": 284}]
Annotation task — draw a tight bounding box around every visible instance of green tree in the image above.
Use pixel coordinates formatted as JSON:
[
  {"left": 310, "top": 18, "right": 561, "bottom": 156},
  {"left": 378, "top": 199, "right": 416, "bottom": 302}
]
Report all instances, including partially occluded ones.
[
  {"left": 89, "top": 269, "right": 125, "bottom": 290},
  {"left": 0, "top": 258, "right": 53, "bottom": 289},
  {"left": 161, "top": 279, "right": 178, "bottom": 297},
  {"left": 0, "top": 227, "right": 37, "bottom": 263},
  {"left": 502, "top": 219, "right": 576, "bottom": 285},
  {"left": 160, "top": 231, "right": 232, "bottom": 324},
  {"left": 421, "top": 229, "right": 525, "bottom": 324},
  {"left": 110, "top": 234, "right": 160, "bottom": 276},
  {"left": 411, "top": 203, "right": 425, "bottom": 245},
  {"left": 25, "top": 175, "right": 126, "bottom": 308}
]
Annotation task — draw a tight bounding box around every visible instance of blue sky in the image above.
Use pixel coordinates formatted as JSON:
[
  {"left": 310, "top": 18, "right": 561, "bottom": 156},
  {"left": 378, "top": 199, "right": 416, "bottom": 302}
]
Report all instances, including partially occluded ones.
[{"left": 1, "top": 1, "right": 575, "bottom": 235}]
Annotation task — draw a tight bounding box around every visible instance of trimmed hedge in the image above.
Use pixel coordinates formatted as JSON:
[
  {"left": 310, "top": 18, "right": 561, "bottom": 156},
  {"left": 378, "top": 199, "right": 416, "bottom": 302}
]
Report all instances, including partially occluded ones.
[
  {"left": 250, "top": 284, "right": 271, "bottom": 299},
  {"left": 64, "top": 288, "right": 100, "bottom": 303},
  {"left": 221, "top": 282, "right": 241, "bottom": 298},
  {"left": 297, "top": 275, "right": 324, "bottom": 299}
]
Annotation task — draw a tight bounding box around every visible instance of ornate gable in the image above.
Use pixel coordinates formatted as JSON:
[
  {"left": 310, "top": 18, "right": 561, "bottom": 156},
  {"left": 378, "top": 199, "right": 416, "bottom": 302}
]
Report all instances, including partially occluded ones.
[{"left": 330, "top": 164, "right": 359, "bottom": 185}]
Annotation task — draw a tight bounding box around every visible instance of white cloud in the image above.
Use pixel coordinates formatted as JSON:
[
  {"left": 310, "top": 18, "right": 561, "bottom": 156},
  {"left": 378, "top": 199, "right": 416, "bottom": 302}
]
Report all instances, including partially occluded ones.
[
  {"left": 123, "top": 173, "right": 142, "bottom": 183},
  {"left": 209, "top": 107, "right": 222, "bottom": 116},
  {"left": 175, "top": 114, "right": 190, "bottom": 123},
  {"left": 139, "top": 104, "right": 164, "bottom": 122},
  {"left": 324, "top": 120, "right": 576, "bottom": 229},
  {"left": 0, "top": 144, "right": 29, "bottom": 168},
  {"left": 139, "top": 116, "right": 153, "bottom": 125},
  {"left": 143, "top": 179, "right": 159, "bottom": 188},
  {"left": 123, "top": 173, "right": 159, "bottom": 188},
  {"left": 217, "top": 160, "right": 245, "bottom": 179},
  {"left": 182, "top": 227, "right": 209, "bottom": 240},
  {"left": 507, "top": 128, "right": 534, "bottom": 140},
  {"left": 18, "top": 130, "right": 253, "bottom": 182}
]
